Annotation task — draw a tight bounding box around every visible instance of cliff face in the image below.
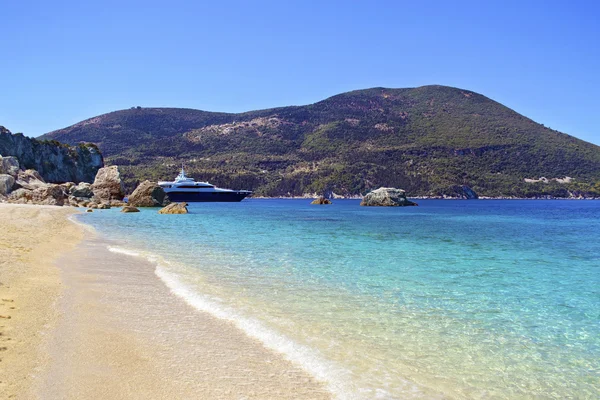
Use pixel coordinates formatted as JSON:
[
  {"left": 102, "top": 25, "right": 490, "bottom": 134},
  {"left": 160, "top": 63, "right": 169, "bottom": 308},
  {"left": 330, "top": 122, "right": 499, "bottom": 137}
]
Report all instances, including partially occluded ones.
[{"left": 0, "top": 126, "right": 103, "bottom": 183}]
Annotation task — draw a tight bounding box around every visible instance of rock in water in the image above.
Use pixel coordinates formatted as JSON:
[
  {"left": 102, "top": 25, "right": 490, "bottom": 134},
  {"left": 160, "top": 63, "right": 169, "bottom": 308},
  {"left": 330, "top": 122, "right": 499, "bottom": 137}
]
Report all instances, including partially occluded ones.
[
  {"left": 158, "top": 202, "right": 188, "bottom": 214},
  {"left": 128, "top": 180, "right": 170, "bottom": 207},
  {"left": 92, "top": 166, "right": 125, "bottom": 202},
  {"left": 0, "top": 174, "right": 15, "bottom": 196},
  {"left": 121, "top": 206, "right": 140, "bottom": 213},
  {"left": 311, "top": 196, "right": 332, "bottom": 205},
  {"left": 360, "top": 187, "right": 418, "bottom": 207}
]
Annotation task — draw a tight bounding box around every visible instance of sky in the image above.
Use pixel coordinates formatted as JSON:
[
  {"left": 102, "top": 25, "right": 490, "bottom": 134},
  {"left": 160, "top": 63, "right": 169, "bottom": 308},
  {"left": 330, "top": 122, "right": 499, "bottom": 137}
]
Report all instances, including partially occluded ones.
[{"left": 0, "top": 0, "right": 598, "bottom": 144}]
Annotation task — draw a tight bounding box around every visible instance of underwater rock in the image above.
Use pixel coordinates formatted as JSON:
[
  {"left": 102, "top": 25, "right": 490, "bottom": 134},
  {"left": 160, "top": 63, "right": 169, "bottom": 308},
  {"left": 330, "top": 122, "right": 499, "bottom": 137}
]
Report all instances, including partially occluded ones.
[{"left": 158, "top": 202, "right": 188, "bottom": 214}]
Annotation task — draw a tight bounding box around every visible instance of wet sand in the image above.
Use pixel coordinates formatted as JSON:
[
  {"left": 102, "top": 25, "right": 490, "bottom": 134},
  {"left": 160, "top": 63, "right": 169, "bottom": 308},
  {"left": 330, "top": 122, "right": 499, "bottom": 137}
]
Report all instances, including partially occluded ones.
[{"left": 0, "top": 204, "right": 330, "bottom": 399}]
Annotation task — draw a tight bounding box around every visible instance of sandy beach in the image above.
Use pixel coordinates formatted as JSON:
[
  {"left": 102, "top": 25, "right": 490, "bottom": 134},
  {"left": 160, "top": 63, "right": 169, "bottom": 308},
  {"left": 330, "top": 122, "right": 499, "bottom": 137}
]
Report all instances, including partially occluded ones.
[{"left": 0, "top": 204, "right": 330, "bottom": 400}]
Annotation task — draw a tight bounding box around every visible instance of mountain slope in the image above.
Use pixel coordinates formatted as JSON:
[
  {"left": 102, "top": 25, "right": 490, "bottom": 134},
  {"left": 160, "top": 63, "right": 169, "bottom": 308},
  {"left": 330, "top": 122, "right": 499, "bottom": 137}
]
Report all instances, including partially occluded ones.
[{"left": 42, "top": 85, "right": 600, "bottom": 197}]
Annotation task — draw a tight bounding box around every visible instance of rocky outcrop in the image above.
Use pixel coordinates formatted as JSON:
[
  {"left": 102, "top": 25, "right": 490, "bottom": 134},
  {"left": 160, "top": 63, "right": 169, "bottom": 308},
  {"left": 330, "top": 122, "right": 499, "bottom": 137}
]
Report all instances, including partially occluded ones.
[
  {"left": 0, "top": 126, "right": 103, "bottom": 183},
  {"left": 92, "top": 166, "right": 125, "bottom": 202},
  {"left": 158, "top": 202, "right": 188, "bottom": 214},
  {"left": 0, "top": 174, "right": 15, "bottom": 196},
  {"left": 121, "top": 206, "right": 140, "bottom": 213},
  {"left": 0, "top": 160, "right": 113, "bottom": 207},
  {"left": 70, "top": 182, "right": 93, "bottom": 198},
  {"left": 8, "top": 184, "right": 68, "bottom": 206},
  {"left": 0, "top": 156, "right": 19, "bottom": 177},
  {"left": 311, "top": 196, "right": 332, "bottom": 205},
  {"left": 7, "top": 188, "right": 32, "bottom": 203},
  {"left": 31, "top": 184, "right": 68, "bottom": 206},
  {"left": 449, "top": 185, "right": 478, "bottom": 199},
  {"left": 128, "top": 180, "right": 169, "bottom": 207},
  {"left": 360, "top": 187, "right": 418, "bottom": 206},
  {"left": 14, "top": 169, "right": 47, "bottom": 190}
]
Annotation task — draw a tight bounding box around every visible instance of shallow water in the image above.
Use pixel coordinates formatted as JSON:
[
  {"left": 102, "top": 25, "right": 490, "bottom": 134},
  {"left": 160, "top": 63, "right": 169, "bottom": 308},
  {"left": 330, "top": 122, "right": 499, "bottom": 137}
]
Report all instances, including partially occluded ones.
[{"left": 79, "top": 199, "right": 600, "bottom": 399}]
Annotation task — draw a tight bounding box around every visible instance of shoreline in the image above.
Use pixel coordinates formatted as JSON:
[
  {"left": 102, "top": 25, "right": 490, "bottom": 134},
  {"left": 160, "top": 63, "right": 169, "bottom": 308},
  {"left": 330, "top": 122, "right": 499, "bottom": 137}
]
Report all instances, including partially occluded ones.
[{"left": 0, "top": 204, "right": 331, "bottom": 399}]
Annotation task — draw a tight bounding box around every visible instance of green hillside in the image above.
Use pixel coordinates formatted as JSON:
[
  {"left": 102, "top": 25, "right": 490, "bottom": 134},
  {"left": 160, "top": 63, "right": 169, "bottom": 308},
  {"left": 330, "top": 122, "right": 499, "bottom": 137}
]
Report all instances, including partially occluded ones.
[{"left": 42, "top": 85, "right": 600, "bottom": 197}]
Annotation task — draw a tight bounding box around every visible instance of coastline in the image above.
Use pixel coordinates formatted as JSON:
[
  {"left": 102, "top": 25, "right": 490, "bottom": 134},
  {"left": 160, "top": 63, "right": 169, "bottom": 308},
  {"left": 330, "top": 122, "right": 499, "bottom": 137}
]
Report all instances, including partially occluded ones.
[{"left": 0, "top": 204, "right": 331, "bottom": 399}]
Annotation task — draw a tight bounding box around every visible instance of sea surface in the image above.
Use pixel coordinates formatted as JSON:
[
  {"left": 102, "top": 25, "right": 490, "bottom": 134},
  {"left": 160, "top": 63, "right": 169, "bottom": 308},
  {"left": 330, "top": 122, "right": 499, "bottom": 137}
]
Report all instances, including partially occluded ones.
[{"left": 78, "top": 199, "right": 600, "bottom": 399}]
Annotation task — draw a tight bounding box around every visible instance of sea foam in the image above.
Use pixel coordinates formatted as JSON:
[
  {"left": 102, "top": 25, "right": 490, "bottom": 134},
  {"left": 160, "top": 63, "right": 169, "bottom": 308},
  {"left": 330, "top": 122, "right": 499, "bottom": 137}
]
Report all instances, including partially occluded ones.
[{"left": 105, "top": 244, "right": 361, "bottom": 400}]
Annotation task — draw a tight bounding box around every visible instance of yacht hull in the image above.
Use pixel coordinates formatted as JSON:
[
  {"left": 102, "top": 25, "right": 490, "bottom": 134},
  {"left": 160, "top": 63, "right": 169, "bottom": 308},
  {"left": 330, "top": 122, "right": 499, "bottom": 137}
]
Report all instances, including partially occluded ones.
[{"left": 166, "top": 191, "right": 250, "bottom": 202}]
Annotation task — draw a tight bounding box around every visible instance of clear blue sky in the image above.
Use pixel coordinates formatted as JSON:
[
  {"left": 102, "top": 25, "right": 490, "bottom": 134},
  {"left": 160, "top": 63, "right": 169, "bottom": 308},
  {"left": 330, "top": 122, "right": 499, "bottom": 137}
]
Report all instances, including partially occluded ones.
[{"left": 1, "top": 0, "right": 598, "bottom": 144}]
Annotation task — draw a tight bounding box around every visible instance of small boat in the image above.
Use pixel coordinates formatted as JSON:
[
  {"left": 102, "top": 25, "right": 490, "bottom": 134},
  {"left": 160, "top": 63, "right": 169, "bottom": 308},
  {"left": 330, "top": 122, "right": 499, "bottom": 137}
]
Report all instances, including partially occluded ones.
[{"left": 158, "top": 167, "right": 251, "bottom": 202}]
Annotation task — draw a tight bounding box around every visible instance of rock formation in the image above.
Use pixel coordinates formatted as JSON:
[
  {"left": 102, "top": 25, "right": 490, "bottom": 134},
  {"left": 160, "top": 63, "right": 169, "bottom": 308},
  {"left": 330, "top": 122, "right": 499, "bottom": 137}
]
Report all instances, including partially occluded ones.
[
  {"left": 127, "top": 180, "right": 170, "bottom": 207},
  {"left": 0, "top": 168, "right": 109, "bottom": 207},
  {"left": 0, "top": 128, "right": 109, "bottom": 206},
  {"left": 158, "top": 202, "right": 188, "bottom": 214},
  {"left": 0, "top": 175, "right": 15, "bottom": 196},
  {"left": 0, "top": 131, "right": 116, "bottom": 206},
  {"left": 0, "top": 156, "right": 19, "bottom": 177},
  {"left": 8, "top": 184, "right": 67, "bottom": 206},
  {"left": 70, "top": 182, "right": 93, "bottom": 198},
  {"left": 121, "top": 206, "right": 140, "bottom": 213},
  {"left": 449, "top": 185, "right": 479, "bottom": 199},
  {"left": 14, "top": 169, "right": 47, "bottom": 190},
  {"left": 91, "top": 166, "right": 125, "bottom": 203},
  {"left": 360, "top": 188, "right": 418, "bottom": 206},
  {"left": 311, "top": 196, "right": 332, "bottom": 205},
  {"left": 0, "top": 126, "right": 103, "bottom": 183}
]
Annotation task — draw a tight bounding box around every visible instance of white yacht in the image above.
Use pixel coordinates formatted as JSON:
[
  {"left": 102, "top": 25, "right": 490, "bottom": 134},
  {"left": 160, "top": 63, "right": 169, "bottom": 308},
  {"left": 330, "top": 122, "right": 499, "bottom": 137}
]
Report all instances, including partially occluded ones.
[{"left": 158, "top": 167, "right": 251, "bottom": 202}]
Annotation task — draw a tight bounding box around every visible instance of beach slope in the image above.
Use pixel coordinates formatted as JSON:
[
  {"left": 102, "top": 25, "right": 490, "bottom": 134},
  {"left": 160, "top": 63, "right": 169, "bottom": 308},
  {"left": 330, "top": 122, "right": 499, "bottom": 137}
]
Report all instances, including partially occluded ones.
[{"left": 0, "top": 204, "right": 330, "bottom": 399}]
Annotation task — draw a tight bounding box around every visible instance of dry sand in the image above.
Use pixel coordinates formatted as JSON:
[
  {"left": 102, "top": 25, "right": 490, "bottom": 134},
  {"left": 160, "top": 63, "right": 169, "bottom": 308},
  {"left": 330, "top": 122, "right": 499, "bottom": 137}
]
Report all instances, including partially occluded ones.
[
  {"left": 0, "top": 204, "right": 83, "bottom": 399},
  {"left": 0, "top": 204, "right": 331, "bottom": 399}
]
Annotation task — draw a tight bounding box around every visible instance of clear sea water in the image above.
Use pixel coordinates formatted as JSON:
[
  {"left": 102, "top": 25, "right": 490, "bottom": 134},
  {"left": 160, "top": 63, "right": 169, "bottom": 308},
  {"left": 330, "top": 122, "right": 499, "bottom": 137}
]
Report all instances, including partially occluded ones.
[{"left": 78, "top": 200, "right": 600, "bottom": 399}]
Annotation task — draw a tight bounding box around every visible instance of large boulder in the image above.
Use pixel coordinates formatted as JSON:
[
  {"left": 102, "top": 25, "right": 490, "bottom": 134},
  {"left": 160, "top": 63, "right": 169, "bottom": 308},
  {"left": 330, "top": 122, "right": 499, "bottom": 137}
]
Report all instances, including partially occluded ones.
[
  {"left": 92, "top": 166, "right": 125, "bottom": 202},
  {"left": 14, "top": 169, "right": 46, "bottom": 190},
  {"left": 158, "top": 202, "right": 188, "bottom": 214},
  {"left": 8, "top": 181, "right": 68, "bottom": 206},
  {"left": 31, "top": 184, "right": 68, "bottom": 206},
  {"left": 70, "top": 182, "right": 93, "bottom": 198},
  {"left": 311, "top": 196, "right": 332, "bottom": 205},
  {"left": 128, "top": 180, "right": 170, "bottom": 207},
  {"left": 360, "top": 187, "right": 418, "bottom": 207},
  {"left": 0, "top": 174, "right": 15, "bottom": 196},
  {"left": 0, "top": 156, "right": 20, "bottom": 177},
  {"left": 121, "top": 206, "right": 140, "bottom": 213}
]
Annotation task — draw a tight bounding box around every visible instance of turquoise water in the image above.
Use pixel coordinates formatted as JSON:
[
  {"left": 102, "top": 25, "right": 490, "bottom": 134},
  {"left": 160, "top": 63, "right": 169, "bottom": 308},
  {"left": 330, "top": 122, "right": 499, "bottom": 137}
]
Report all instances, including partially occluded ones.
[{"left": 79, "top": 200, "right": 600, "bottom": 399}]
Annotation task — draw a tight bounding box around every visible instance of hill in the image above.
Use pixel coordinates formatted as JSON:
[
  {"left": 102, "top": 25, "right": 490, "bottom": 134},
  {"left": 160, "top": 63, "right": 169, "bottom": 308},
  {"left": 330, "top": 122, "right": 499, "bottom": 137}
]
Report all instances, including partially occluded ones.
[{"left": 42, "top": 85, "right": 600, "bottom": 198}]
